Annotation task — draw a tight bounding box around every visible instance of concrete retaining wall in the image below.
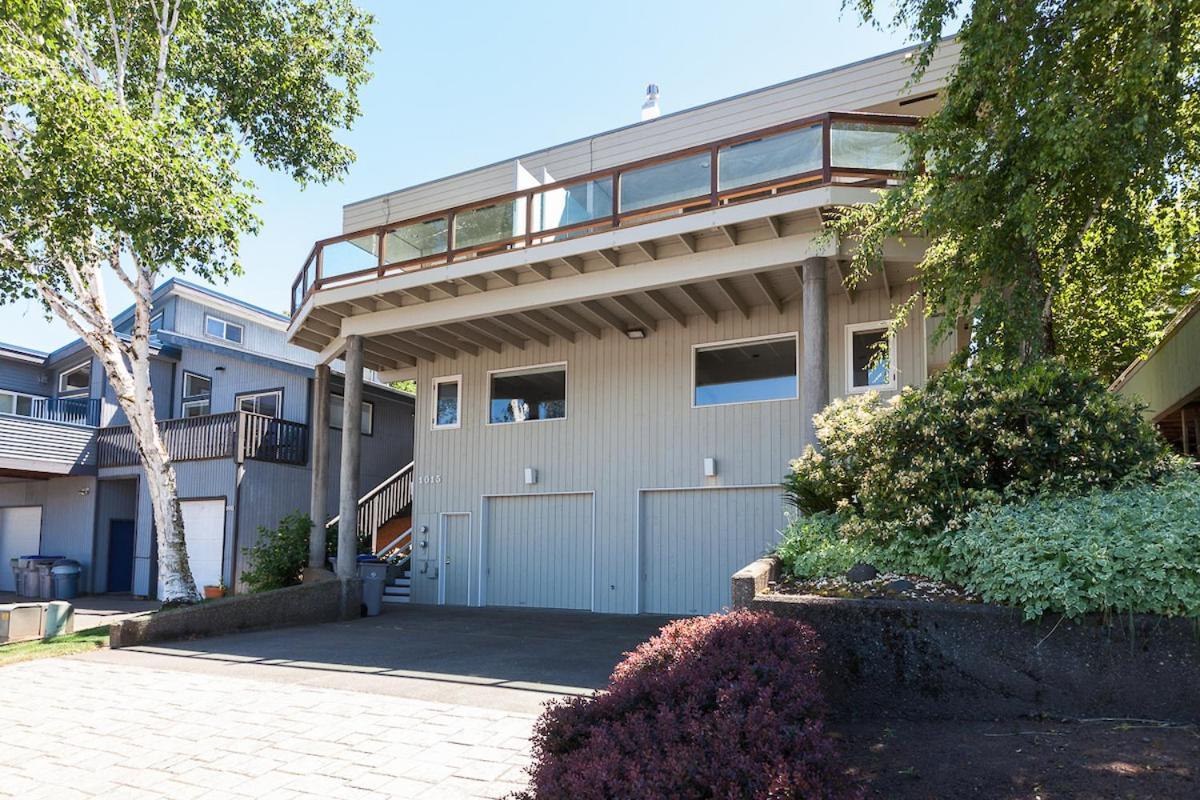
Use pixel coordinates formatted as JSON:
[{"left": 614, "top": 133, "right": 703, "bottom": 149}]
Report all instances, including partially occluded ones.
[
  {"left": 733, "top": 556, "right": 1200, "bottom": 722},
  {"left": 110, "top": 578, "right": 363, "bottom": 649}
]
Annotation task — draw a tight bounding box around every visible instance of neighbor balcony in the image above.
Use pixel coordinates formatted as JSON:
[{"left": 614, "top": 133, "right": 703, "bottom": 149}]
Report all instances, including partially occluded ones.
[
  {"left": 97, "top": 411, "right": 309, "bottom": 469},
  {"left": 290, "top": 111, "right": 918, "bottom": 317}
]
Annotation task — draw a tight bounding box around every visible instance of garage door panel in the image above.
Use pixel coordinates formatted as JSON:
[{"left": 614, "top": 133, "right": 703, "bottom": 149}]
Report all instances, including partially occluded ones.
[
  {"left": 485, "top": 493, "right": 592, "bottom": 610},
  {"left": 0, "top": 506, "right": 43, "bottom": 592},
  {"left": 157, "top": 498, "right": 225, "bottom": 598},
  {"left": 641, "top": 487, "right": 785, "bottom": 615}
]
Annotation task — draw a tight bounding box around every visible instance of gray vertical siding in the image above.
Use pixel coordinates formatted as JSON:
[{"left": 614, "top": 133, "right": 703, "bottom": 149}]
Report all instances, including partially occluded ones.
[
  {"left": 0, "top": 476, "right": 98, "bottom": 589},
  {"left": 172, "top": 347, "right": 309, "bottom": 421},
  {"left": 172, "top": 297, "right": 317, "bottom": 366},
  {"left": 408, "top": 286, "right": 927, "bottom": 613},
  {"left": 234, "top": 460, "right": 312, "bottom": 591},
  {"left": 324, "top": 387, "right": 415, "bottom": 518},
  {"left": 93, "top": 478, "right": 139, "bottom": 593}
]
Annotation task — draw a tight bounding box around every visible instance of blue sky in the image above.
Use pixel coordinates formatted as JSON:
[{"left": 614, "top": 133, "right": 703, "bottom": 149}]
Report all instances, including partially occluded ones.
[{"left": 0, "top": 0, "right": 913, "bottom": 350}]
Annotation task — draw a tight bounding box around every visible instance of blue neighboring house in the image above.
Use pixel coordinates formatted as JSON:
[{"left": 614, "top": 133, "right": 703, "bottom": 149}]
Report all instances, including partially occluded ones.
[{"left": 0, "top": 279, "right": 414, "bottom": 598}]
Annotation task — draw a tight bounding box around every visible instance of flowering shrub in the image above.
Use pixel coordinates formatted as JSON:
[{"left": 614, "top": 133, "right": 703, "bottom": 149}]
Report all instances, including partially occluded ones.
[
  {"left": 514, "top": 610, "right": 861, "bottom": 800},
  {"left": 948, "top": 468, "right": 1200, "bottom": 620}
]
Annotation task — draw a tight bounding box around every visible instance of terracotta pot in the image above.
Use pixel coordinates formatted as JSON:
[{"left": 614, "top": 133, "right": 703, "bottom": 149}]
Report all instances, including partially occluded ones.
[{"left": 203, "top": 585, "right": 225, "bottom": 600}]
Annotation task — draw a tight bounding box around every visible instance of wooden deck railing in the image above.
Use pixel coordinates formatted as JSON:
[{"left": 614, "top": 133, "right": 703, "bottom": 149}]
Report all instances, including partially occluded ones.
[
  {"left": 291, "top": 110, "right": 920, "bottom": 315},
  {"left": 326, "top": 461, "right": 414, "bottom": 537},
  {"left": 97, "top": 411, "right": 308, "bottom": 468}
]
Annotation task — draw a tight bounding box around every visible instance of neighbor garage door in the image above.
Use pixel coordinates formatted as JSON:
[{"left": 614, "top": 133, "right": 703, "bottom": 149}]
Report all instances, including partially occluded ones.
[
  {"left": 483, "top": 493, "right": 592, "bottom": 610},
  {"left": 0, "top": 506, "right": 43, "bottom": 592},
  {"left": 641, "top": 486, "right": 786, "bottom": 615},
  {"left": 158, "top": 498, "right": 225, "bottom": 597}
]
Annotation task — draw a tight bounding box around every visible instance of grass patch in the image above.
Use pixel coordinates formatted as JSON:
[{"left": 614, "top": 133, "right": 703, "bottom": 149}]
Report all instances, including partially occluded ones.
[{"left": 0, "top": 626, "right": 111, "bottom": 666}]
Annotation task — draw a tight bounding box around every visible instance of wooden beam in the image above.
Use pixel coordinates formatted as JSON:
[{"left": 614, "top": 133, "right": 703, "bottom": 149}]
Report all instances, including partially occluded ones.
[
  {"left": 292, "top": 331, "right": 329, "bottom": 350},
  {"left": 444, "top": 322, "right": 503, "bottom": 353},
  {"left": 612, "top": 295, "right": 658, "bottom": 331},
  {"left": 595, "top": 248, "right": 621, "bottom": 268},
  {"left": 718, "top": 225, "right": 738, "bottom": 246},
  {"left": 676, "top": 232, "right": 697, "bottom": 253},
  {"left": 464, "top": 318, "right": 526, "bottom": 350},
  {"left": 881, "top": 262, "right": 896, "bottom": 299},
  {"left": 529, "top": 262, "right": 553, "bottom": 280},
  {"left": 680, "top": 283, "right": 719, "bottom": 323},
  {"left": 429, "top": 327, "right": 479, "bottom": 357},
  {"left": 492, "top": 269, "right": 520, "bottom": 287},
  {"left": 716, "top": 278, "right": 751, "bottom": 319},
  {"left": 430, "top": 281, "right": 459, "bottom": 299},
  {"left": 305, "top": 316, "right": 342, "bottom": 338},
  {"left": 644, "top": 289, "right": 688, "bottom": 328},
  {"left": 548, "top": 305, "right": 602, "bottom": 340},
  {"left": 752, "top": 272, "right": 784, "bottom": 314},
  {"left": 346, "top": 297, "right": 378, "bottom": 314},
  {"left": 580, "top": 299, "right": 630, "bottom": 334},
  {"left": 765, "top": 216, "right": 783, "bottom": 238},
  {"left": 395, "top": 331, "right": 457, "bottom": 359},
  {"left": 522, "top": 309, "right": 576, "bottom": 342},
  {"left": 460, "top": 274, "right": 490, "bottom": 292},
  {"left": 836, "top": 259, "right": 856, "bottom": 305},
  {"left": 401, "top": 286, "right": 430, "bottom": 303},
  {"left": 560, "top": 255, "right": 586, "bottom": 274},
  {"left": 366, "top": 337, "right": 428, "bottom": 364},
  {"left": 495, "top": 314, "right": 550, "bottom": 346},
  {"left": 634, "top": 241, "right": 657, "bottom": 261}
]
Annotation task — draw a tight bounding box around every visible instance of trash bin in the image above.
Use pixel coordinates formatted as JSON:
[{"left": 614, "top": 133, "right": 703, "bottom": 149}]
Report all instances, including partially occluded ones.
[
  {"left": 51, "top": 560, "right": 82, "bottom": 600},
  {"left": 9, "top": 558, "right": 19, "bottom": 596},
  {"left": 358, "top": 560, "right": 387, "bottom": 617}
]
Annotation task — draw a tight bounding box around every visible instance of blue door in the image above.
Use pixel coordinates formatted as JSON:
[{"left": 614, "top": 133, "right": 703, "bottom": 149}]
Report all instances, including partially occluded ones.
[{"left": 107, "top": 519, "right": 136, "bottom": 593}]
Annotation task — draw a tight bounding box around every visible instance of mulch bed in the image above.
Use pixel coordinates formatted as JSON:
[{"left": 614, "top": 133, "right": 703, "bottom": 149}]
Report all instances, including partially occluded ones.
[
  {"left": 833, "top": 716, "right": 1200, "bottom": 799},
  {"left": 772, "top": 572, "right": 979, "bottom": 604}
]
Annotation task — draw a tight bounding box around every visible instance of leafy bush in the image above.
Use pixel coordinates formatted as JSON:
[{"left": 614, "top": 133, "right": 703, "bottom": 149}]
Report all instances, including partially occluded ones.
[
  {"left": 241, "top": 512, "right": 312, "bottom": 593},
  {"left": 785, "top": 360, "right": 1171, "bottom": 567},
  {"left": 948, "top": 469, "right": 1200, "bottom": 620},
  {"left": 776, "top": 511, "right": 875, "bottom": 579},
  {"left": 515, "top": 610, "right": 861, "bottom": 800}
]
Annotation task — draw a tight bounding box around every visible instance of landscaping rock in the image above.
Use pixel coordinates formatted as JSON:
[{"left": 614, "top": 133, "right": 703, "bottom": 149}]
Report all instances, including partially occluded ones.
[
  {"left": 884, "top": 578, "right": 916, "bottom": 593},
  {"left": 846, "top": 563, "right": 879, "bottom": 583}
]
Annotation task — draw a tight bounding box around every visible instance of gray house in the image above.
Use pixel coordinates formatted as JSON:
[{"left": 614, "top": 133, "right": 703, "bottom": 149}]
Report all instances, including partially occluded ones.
[
  {"left": 0, "top": 279, "right": 414, "bottom": 598},
  {"left": 287, "top": 42, "right": 961, "bottom": 616}
]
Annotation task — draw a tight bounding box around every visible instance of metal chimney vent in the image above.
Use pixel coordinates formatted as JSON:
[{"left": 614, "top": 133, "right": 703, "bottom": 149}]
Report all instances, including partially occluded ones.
[{"left": 641, "top": 84, "right": 661, "bottom": 121}]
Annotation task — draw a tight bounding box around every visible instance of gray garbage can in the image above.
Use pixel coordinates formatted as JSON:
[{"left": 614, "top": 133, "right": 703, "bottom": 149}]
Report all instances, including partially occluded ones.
[
  {"left": 9, "top": 558, "right": 19, "bottom": 595},
  {"left": 358, "top": 560, "right": 387, "bottom": 617},
  {"left": 51, "top": 561, "right": 82, "bottom": 600}
]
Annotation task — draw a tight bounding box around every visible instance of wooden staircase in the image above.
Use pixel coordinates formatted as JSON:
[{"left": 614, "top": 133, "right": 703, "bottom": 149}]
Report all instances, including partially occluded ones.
[{"left": 327, "top": 463, "right": 415, "bottom": 584}]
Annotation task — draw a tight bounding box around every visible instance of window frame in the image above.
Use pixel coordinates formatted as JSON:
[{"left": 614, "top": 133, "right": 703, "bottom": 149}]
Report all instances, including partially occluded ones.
[
  {"left": 235, "top": 388, "right": 284, "bottom": 418},
  {"left": 845, "top": 320, "right": 898, "bottom": 394},
  {"left": 180, "top": 370, "right": 212, "bottom": 417},
  {"left": 0, "top": 388, "right": 43, "bottom": 418},
  {"left": 485, "top": 361, "right": 568, "bottom": 426},
  {"left": 181, "top": 399, "right": 211, "bottom": 418},
  {"left": 690, "top": 332, "right": 800, "bottom": 409},
  {"left": 57, "top": 361, "right": 92, "bottom": 395},
  {"left": 330, "top": 393, "right": 375, "bottom": 436},
  {"left": 431, "top": 374, "right": 462, "bottom": 430},
  {"left": 204, "top": 313, "right": 244, "bottom": 345}
]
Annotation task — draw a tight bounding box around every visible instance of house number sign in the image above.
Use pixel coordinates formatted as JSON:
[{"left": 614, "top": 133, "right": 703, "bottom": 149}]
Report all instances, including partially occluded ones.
[{"left": 416, "top": 474, "right": 444, "bottom": 485}]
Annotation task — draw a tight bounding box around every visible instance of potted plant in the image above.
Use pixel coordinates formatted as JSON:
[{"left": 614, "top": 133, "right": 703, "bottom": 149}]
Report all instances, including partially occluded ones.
[{"left": 203, "top": 582, "right": 226, "bottom": 600}]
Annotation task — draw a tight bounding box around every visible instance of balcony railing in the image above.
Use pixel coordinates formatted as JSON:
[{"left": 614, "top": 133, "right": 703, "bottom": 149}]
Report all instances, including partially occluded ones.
[
  {"left": 0, "top": 395, "right": 101, "bottom": 427},
  {"left": 97, "top": 411, "right": 308, "bottom": 468},
  {"left": 291, "top": 110, "right": 920, "bottom": 315}
]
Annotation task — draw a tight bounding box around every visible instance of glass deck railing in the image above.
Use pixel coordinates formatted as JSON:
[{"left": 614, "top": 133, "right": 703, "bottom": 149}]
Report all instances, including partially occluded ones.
[{"left": 292, "top": 111, "right": 919, "bottom": 315}]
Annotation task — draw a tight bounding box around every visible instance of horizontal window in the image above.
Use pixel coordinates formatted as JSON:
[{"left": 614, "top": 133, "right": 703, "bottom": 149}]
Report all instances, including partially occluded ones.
[
  {"left": 846, "top": 322, "right": 897, "bottom": 393},
  {"left": 331, "top": 394, "right": 374, "bottom": 435},
  {"left": 205, "top": 314, "right": 244, "bottom": 344},
  {"left": 433, "top": 376, "right": 460, "bottom": 429},
  {"left": 694, "top": 335, "right": 798, "bottom": 407},
  {"left": 237, "top": 390, "right": 282, "bottom": 418},
  {"left": 58, "top": 362, "right": 91, "bottom": 394},
  {"left": 0, "top": 390, "right": 37, "bottom": 417},
  {"left": 181, "top": 399, "right": 211, "bottom": 418},
  {"left": 489, "top": 364, "right": 566, "bottom": 424}
]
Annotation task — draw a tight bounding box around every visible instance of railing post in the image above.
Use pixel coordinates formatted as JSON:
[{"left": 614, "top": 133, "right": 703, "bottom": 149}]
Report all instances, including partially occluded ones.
[{"left": 822, "top": 114, "right": 832, "bottom": 184}]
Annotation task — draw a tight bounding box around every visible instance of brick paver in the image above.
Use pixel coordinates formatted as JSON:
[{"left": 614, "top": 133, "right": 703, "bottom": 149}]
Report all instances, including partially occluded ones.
[{"left": 0, "top": 659, "right": 533, "bottom": 799}]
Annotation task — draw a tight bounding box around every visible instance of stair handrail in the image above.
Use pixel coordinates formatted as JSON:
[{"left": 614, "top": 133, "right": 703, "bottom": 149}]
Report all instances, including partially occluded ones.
[
  {"left": 326, "top": 460, "right": 415, "bottom": 530},
  {"left": 375, "top": 526, "right": 413, "bottom": 560}
]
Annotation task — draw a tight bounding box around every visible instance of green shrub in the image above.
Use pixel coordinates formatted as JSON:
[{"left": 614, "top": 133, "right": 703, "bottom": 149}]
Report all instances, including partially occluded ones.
[
  {"left": 776, "top": 512, "right": 874, "bottom": 579},
  {"left": 785, "top": 360, "right": 1171, "bottom": 568},
  {"left": 948, "top": 469, "right": 1200, "bottom": 620},
  {"left": 241, "top": 512, "right": 312, "bottom": 593}
]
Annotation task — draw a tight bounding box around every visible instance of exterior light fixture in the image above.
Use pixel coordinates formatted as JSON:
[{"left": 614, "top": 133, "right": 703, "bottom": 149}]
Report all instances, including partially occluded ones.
[
  {"left": 524, "top": 467, "right": 538, "bottom": 485},
  {"left": 703, "top": 457, "right": 717, "bottom": 477},
  {"left": 625, "top": 328, "right": 646, "bottom": 340}
]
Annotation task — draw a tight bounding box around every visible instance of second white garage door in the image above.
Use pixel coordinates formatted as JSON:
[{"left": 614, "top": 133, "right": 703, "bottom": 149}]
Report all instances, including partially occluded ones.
[
  {"left": 640, "top": 486, "right": 786, "bottom": 615},
  {"left": 0, "top": 506, "right": 43, "bottom": 592},
  {"left": 158, "top": 498, "right": 226, "bottom": 597},
  {"left": 483, "top": 493, "right": 592, "bottom": 610}
]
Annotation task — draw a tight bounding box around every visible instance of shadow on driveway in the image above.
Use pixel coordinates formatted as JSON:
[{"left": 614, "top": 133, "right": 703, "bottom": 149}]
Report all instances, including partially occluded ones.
[{"left": 79, "top": 605, "right": 675, "bottom": 714}]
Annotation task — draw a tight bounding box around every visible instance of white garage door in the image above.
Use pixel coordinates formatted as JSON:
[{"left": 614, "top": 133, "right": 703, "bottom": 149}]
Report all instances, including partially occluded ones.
[
  {"left": 158, "top": 499, "right": 225, "bottom": 597},
  {"left": 484, "top": 493, "right": 592, "bottom": 610},
  {"left": 641, "top": 487, "right": 786, "bottom": 615},
  {"left": 0, "top": 506, "right": 43, "bottom": 592}
]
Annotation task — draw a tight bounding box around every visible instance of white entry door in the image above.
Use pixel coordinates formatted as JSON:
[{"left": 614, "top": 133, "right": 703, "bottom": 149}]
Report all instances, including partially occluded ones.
[
  {"left": 0, "top": 506, "right": 43, "bottom": 592},
  {"left": 158, "top": 499, "right": 225, "bottom": 597}
]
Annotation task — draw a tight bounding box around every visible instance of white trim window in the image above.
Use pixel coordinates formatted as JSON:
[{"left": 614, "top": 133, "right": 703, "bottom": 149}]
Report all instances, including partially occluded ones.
[
  {"left": 692, "top": 333, "right": 799, "bottom": 408},
  {"left": 237, "top": 390, "right": 283, "bottom": 418},
  {"left": 204, "top": 314, "right": 244, "bottom": 345},
  {"left": 846, "top": 321, "right": 897, "bottom": 393},
  {"left": 331, "top": 393, "right": 374, "bottom": 435},
  {"left": 58, "top": 361, "right": 91, "bottom": 395},
  {"left": 487, "top": 363, "right": 567, "bottom": 425},
  {"left": 0, "top": 389, "right": 40, "bottom": 418},
  {"left": 181, "top": 372, "right": 212, "bottom": 418},
  {"left": 432, "top": 375, "right": 461, "bottom": 429}
]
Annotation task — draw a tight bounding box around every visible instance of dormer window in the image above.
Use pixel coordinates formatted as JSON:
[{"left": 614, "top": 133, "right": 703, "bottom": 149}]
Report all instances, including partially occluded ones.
[
  {"left": 58, "top": 362, "right": 91, "bottom": 395},
  {"left": 205, "top": 314, "right": 243, "bottom": 344}
]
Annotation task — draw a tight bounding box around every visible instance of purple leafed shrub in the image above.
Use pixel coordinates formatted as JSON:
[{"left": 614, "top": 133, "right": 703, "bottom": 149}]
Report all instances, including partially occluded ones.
[{"left": 514, "top": 610, "right": 861, "bottom": 800}]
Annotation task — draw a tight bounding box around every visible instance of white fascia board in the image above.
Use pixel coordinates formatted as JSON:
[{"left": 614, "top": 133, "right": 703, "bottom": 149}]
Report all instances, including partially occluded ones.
[
  {"left": 317, "top": 336, "right": 347, "bottom": 366},
  {"left": 340, "top": 231, "right": 838, "bottom": 339}
]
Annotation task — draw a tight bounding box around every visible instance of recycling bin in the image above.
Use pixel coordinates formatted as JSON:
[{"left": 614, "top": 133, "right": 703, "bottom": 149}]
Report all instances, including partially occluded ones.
[
  {"left": 51, "top": 560, "right": 82, "bottom": 600},
  {"left": 358, "top": 559, "right": 387, "bottom": 617}
]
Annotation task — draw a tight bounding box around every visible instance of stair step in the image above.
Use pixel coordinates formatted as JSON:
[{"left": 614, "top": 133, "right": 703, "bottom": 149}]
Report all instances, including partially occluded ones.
[
  {"left": 382, "top": 594, "right": 410, "bottom": 604},
  {"left": 391, "top": 578, "right": 411, "bottom": 587},
  {"left": 384, "top": 587, "right": 410, "bottom": 596}
]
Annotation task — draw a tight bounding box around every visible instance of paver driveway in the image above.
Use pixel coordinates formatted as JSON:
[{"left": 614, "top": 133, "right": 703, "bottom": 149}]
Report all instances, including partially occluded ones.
[{"left": 0, "top": 606, "right": 671, "bottom": 799}]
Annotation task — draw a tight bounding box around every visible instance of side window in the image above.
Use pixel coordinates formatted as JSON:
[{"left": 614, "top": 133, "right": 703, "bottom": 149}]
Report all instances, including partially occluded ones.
[
  {"left": 488, "top": 364, "right": 566, "bottom": 424},
  {"left": 693, "top": 335, "right": 798, "bottom": 407},
  {"left": 432, "top": 376, "right": 461, "bottom": 429},
  {"left": 237, "top": 390, "right": 283, "bottom": 418},
  {"left": 331, "top": 394, "right": 374, "bottom": 435},
  {"left": 205, "top": 314, "right": 244, "bottom": 345},
  {"left": 181, "top": 372, "right": 212, "bottom": 417},
  {"left": 846, "top": 322, "right": 897, "bottom": 393}
]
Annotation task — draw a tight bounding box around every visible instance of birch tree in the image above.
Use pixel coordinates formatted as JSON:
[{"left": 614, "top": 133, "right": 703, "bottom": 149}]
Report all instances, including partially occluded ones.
[{"left": 0, "top": 0, "right": 376, "bottom": 602}]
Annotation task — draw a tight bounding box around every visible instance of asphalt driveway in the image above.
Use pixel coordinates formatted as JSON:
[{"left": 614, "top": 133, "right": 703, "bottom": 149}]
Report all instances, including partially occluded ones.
[{"left": 0, "top": 606, "right": 672, "bottom": 799}]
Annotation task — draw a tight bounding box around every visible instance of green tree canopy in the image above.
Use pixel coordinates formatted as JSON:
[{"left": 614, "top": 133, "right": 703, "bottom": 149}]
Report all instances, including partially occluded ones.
[{"left": 838, "top": 0, "right": 1200, "bottom": 379}]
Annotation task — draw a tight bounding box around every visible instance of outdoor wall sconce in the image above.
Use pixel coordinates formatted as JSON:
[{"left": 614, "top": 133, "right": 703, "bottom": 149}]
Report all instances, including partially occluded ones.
[
  {"left": 625, "top": 328, "right": 646, "bottom": 340},
  {"left": 524, "top": 467, "right": 538, "bottom": 485},
  {"left": 703, "top": 457, "right": 717, "bottom": 477}
]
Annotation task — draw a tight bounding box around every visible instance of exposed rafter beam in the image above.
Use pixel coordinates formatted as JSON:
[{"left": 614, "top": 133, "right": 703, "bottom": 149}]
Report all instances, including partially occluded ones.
[
  {"left": 495, "top": 314, "right": 550, "bottom": 346},
  {"left": 680, "top": 283, "right": 719, "bottom": 323},
  {"left": 560, "top": 255, "right": 586, "bottom": 274},
  {"left": 548, "top": 306, "right": 602, "bottom": 340},
  {"left": 430, "top": 281, "right": 459, "bottom": 299},
  {"left": 764, "top": 216, "right": 783, "bottom": 238},
  {"left": 430, "top": 327, "right": 479, "bottom": 357},
  {"left": 522, "top": 309, "right": 576, "bottom": 342},
  {"left": 366, "top": 337, "right": 426, "bottom": 364},
  {"left": 612, "top": 295, "right": 658, "bottom": 331},
  {"left": 401, "top": 286, "right": 430, "bottom": 303},
  {"left": 292, "top": 331, "right": 329, "bottom": 350},
  {"left": 881, "top": 262, "right": 895, "bottom": 299},
  {"left": 445, "top": 322, "right": 503, "bottom": 353},
  {"left": 676, "top": 232, "right": 697, "bottom": 253},
  {"left": 644, "top": 289, "right": 688, "bottom": 328},
  {"left": 395, "top": 331, "right": 457, "bottom": 359},
  {"left": 718, "top": 225, "right": 738, "bottom": 246},
  {"left": 580, "top": 299, "right": 630, "bottom": 334},
  {"left": 595, "top": 248, "right": 621, "bottom": 268},
  {"left": 305, "top": 316, "right": 341, "bottom": 339},
  {"left": 716, "top": 278, "right": 751, "bottom": 319},
  {"left": 346, "top": 297, "right": 378, "bottom": 314},
  {"left": 464, "top": 318, "right": 526, "bottom": 350},
  {"left": 529, "top": 262, "right": 553, "bottom": 280},
  {"left": 460, "top": 274, "right": 490, "bottom": 292},
  {"left": 492, "top": 269, "right": 520, "bottom": 287},
  {"left": 634, "top": 241, "right": 657, "bottom": 261},
  {"left": 752, "top": 273, "right": 783, "bottom": 314},
  {"left": 836, "top": 259, "right": 856, "bottom": 305}
]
